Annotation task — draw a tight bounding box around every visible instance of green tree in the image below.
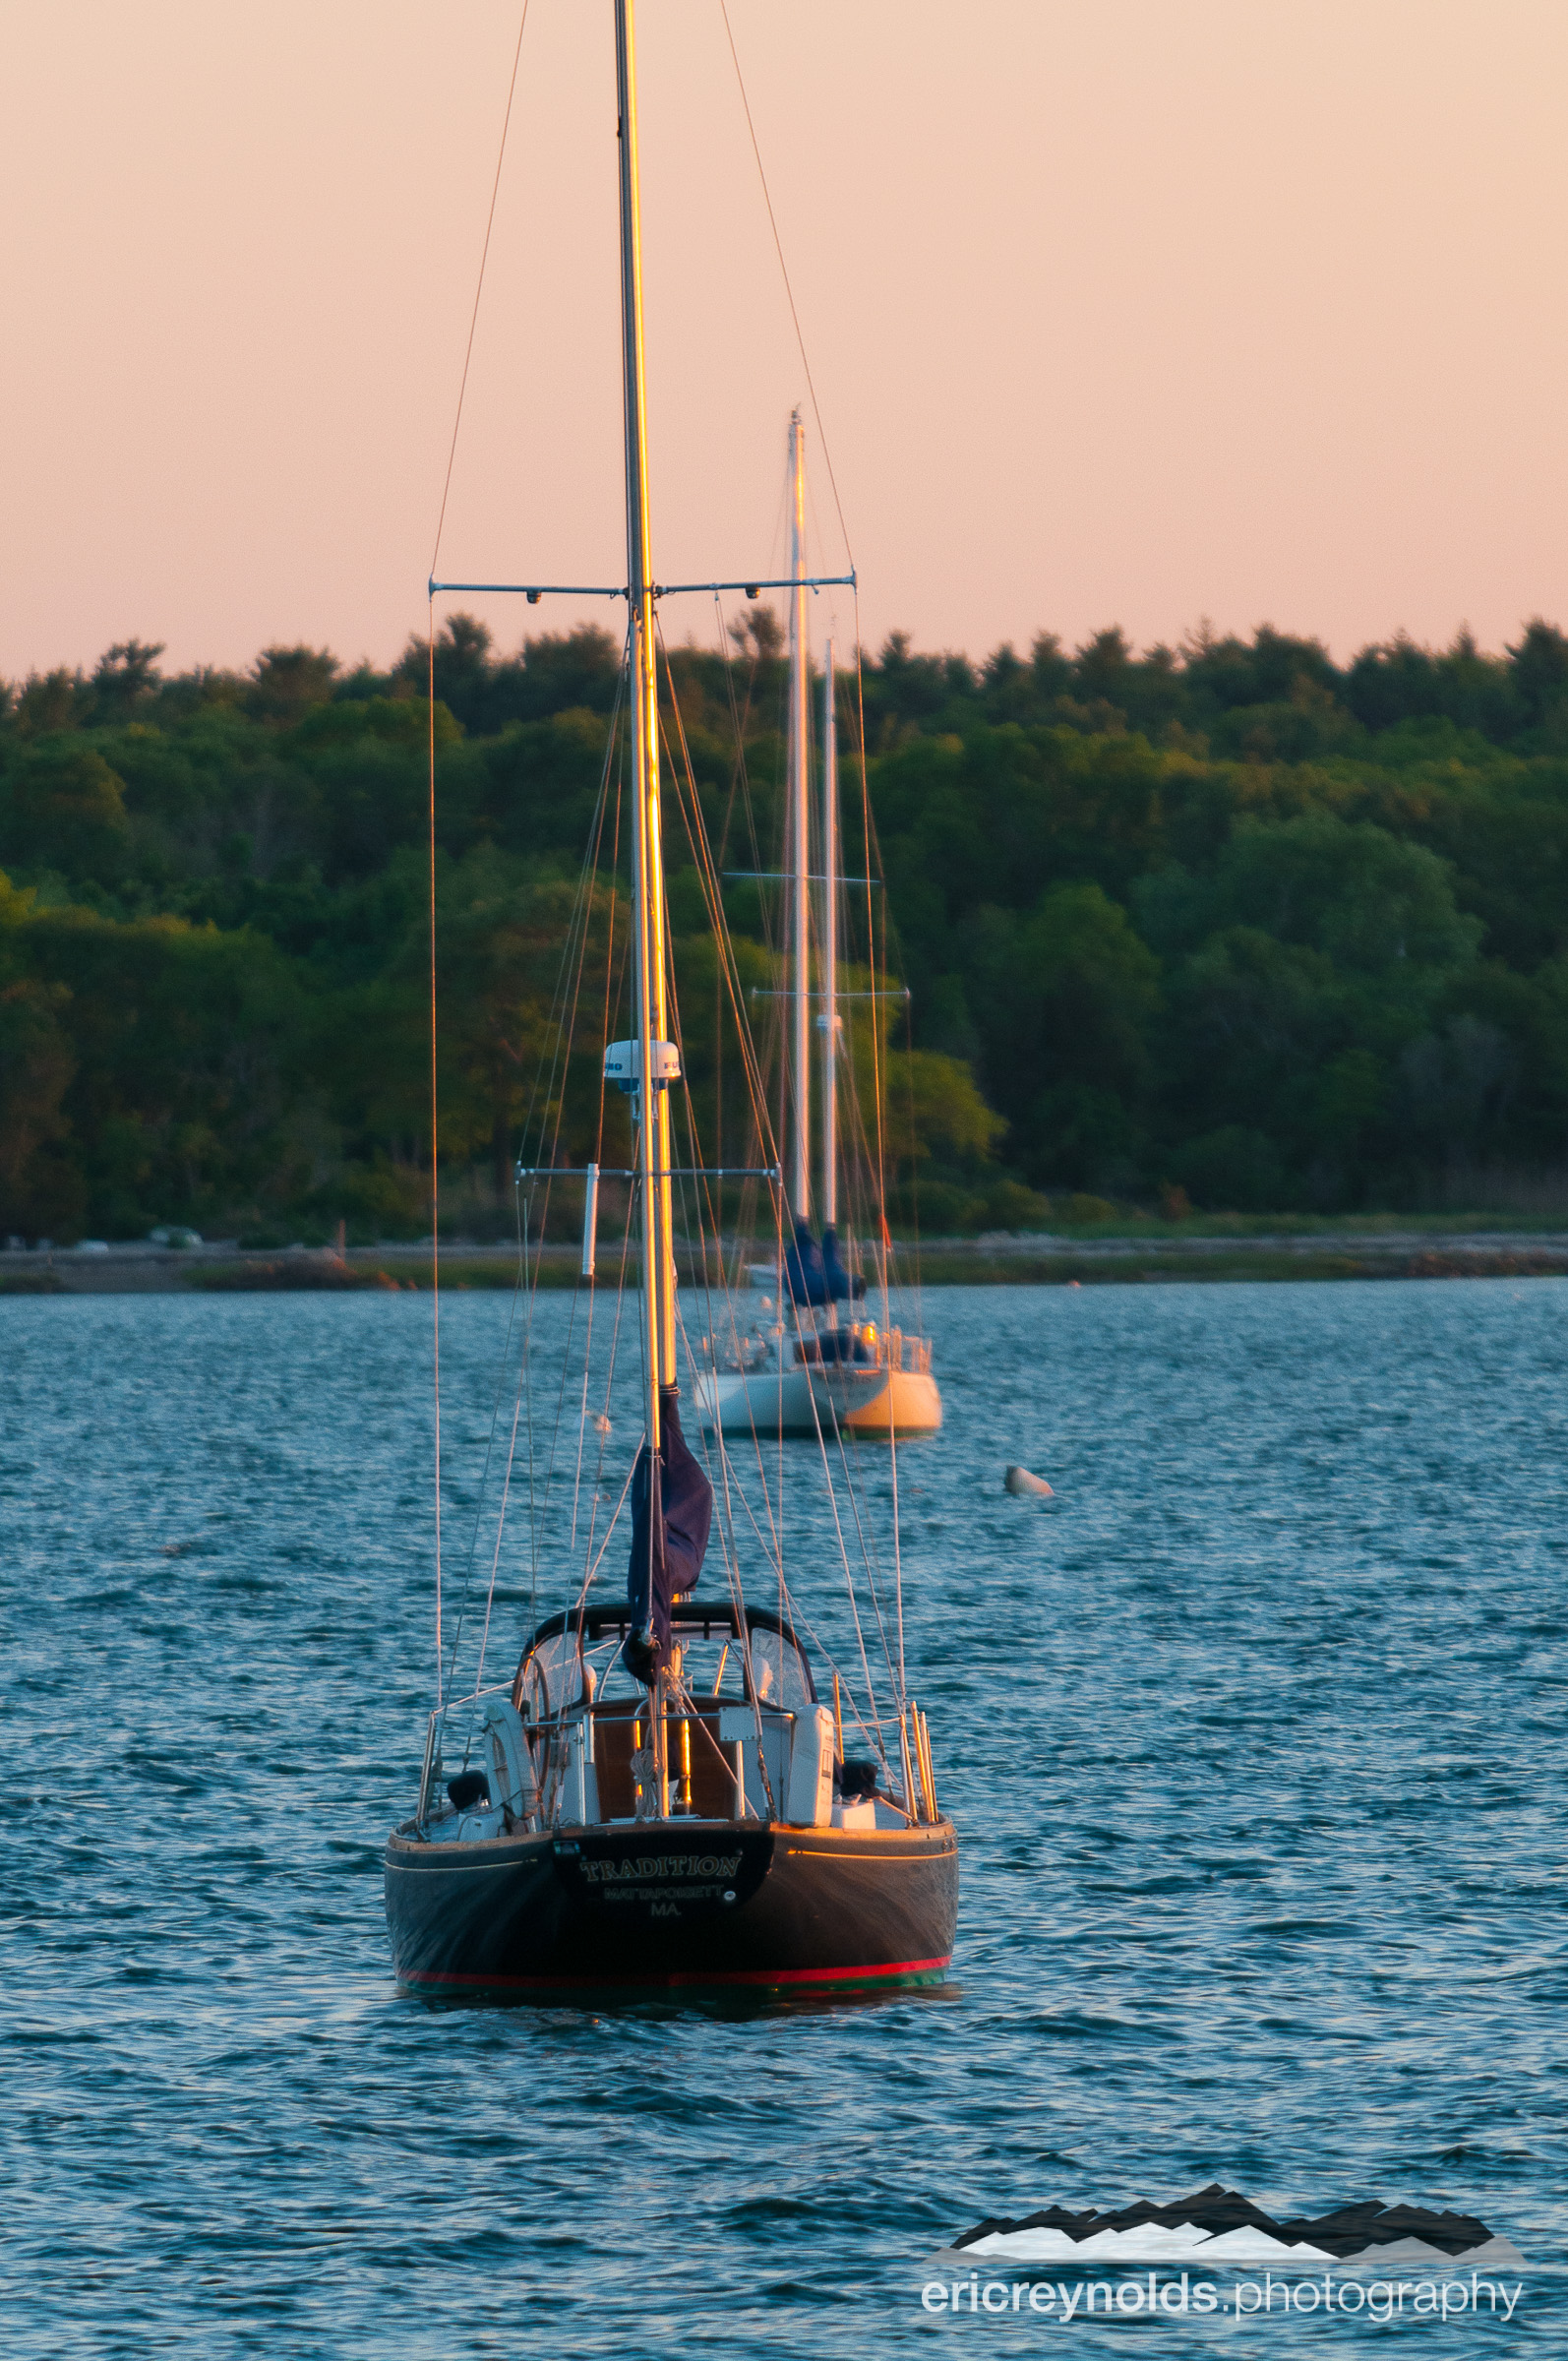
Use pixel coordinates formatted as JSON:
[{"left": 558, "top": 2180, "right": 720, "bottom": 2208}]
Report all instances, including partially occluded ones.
[
  {"left": 0, "top": 743, "right": 132, "bottom": 885},
  {"left": 0, "top": 874, "right": 78, "bottom": 1233}
]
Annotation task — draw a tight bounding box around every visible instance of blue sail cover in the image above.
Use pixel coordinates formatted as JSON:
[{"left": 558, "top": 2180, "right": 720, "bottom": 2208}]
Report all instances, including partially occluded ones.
[
  {"left": 821, "top": 1225, "right": 866, "bottom": 1303},
  {"left": 624, "top": 1388, "right": 712, "bottom": 1685},
  {"left": 784, "top": 1218, "right": 865, "bottom": 1306}
]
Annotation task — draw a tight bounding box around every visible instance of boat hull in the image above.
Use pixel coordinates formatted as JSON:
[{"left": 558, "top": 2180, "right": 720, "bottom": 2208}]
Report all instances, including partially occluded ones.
[
  {"left": 385, "top": 1815, "right": 958, "bottom": 2000},
  {"left": 693, "top": 1365, "right": 942, "bottom": 1438}
]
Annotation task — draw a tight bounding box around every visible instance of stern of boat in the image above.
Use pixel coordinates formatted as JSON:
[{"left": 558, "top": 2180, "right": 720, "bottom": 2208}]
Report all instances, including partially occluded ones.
[{"left": 385, "top": 1600, "right": 956, "bottom": 2001}]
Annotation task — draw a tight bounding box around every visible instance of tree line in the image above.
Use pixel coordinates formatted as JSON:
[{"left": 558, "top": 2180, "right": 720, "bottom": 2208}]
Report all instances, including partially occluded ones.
[{"left": 4, "top": 611, "right": 1568, "bottom": 1242}]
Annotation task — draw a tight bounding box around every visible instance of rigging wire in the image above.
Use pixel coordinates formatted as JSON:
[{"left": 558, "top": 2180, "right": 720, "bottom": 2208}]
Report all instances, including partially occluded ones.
[
  {"left": 526, "top": 775, "right": 627, "bottom": 1532},
  {"left": 440, "top": 1207, "right": 528, "bottom": 1709},
  {"left": 472, "top": 1256, "right": 534, "bottom": 1707},
  {"left": 850, "top": 595, "right": 906, "bottom": 1694},
  {"left": 511, "top": 660, "right": 628, "bottom": 1192},
  {"left": 531, "top": 672, "right": 639, "bottom": 1647},
  {"left": 577, "top": 1185, "right": 639, "bottom": 1582},
  {"left": 577, "top": 771, "right": 639, "bottom": 1568},
  {"left": 421, "top": 0, "right": 530, "bottom": 1719},
  {"left": 515, "top": 677, "right": 632, "bottom": 1615},
  {"left": 653, "top": 633, "right": 898, "bottom": 1751},
  {"left": 654, "top": 634, "right": 788, "bottom": 1575},
  {"left": 570, "top": 738, "right": 627, "bottom": 1553},
  {"left": 446, "top": 660, "right": 629, "bottom": 1729},
  {"left": 430, "top": 0, "right": 532, "bottom": 577},
  {"left": 669, "top": 612, "right": 908, "bottom": 1720},
  {"left": 415, "top": 4, "right": 931, "bottom": 1798},
  {"left": 447, "top": 579, "right": 906, "bottom": 1771},
  {"left": 716, "top": 0, "right": 854, "bottom": 572},
  {"left": 654, "top": 629, "right": 782, "bottom": 1202},
  {"left": 430, "top": 609, "right": 619, "bottom": 1725}
]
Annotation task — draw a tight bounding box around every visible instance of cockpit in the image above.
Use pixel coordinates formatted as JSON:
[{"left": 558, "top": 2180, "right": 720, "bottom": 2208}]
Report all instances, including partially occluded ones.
[
  {"left": 513, "top": 1600, "right": 815, "bottom": 1722},
  {"left": 417, "top": 1600, "right": 924, "bottom": 1841}
]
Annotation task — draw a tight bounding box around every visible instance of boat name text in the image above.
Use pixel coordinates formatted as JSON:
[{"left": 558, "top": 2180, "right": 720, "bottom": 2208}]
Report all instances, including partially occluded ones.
[{"left": 580, "top": 1853, "right": 743, "bottom": 1884}]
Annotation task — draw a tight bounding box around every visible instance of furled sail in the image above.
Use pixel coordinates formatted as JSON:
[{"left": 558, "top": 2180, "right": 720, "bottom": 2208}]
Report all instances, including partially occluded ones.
[
  {"left": 784, "top": 1218, "right": 866, "bottom": 1307},
  {"left": 624, "top": 1387, "right": 713, "bottom": 1684}
]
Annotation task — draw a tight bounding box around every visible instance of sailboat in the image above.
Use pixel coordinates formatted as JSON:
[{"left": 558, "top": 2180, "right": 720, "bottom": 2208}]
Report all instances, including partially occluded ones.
[
  {"left": 383, "top": 0, "right": 957, "bottom": 2000},
  {"left": 692, "top": 415, "right": 942, "bottom": 1441}
]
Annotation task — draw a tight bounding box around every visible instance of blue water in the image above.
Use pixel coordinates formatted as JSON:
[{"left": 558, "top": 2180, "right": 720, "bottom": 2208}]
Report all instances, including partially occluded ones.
[{"left": 4, "top": 1280, "right": 1567, "bottom": 2354}]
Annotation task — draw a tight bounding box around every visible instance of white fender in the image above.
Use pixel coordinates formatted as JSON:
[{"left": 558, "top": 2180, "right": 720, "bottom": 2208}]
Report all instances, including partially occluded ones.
[
  {"left": 480, "top": 1696, "right": 538, "bottom": 1821},
  {"left": 785, "top": 1704, "right": 835, "bottom": 1826},
  {"left": 566, "top": 1717, "right": 599, "bottom": 1826}
]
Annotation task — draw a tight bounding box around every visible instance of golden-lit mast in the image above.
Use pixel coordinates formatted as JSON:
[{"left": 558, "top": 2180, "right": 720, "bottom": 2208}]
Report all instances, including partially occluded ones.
[
  {"left": 820, "top": 638, "right": 838, "bottom": 1227},
  {"left": 787, "top": 409, "right": 812, "bottom": 1228},
  {"left": 614, "top": 0, "right": 676, "bottom": 1444}
]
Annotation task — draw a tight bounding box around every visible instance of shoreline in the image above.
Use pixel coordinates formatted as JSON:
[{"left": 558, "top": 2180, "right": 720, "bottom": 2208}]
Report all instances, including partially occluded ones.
[{"left": 7, "top": 1230, "right": 1568, "bottom": 1296}]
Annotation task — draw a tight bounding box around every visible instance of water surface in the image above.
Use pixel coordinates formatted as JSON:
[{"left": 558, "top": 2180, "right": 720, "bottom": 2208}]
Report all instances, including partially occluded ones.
[{"left": 4, "top": 1281, "right": 1566, "bottom": 2353}]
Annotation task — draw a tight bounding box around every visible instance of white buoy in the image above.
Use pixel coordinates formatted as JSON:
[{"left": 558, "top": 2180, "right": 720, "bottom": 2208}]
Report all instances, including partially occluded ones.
[{"left": 1004, "top": 1464, "right": 1053, "bottom": 1497}]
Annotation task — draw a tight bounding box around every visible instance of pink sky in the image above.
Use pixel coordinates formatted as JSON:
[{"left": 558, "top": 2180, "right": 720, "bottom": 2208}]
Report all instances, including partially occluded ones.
[{"left": 5, "top": 0, "right": 1568, "bottom": 681}]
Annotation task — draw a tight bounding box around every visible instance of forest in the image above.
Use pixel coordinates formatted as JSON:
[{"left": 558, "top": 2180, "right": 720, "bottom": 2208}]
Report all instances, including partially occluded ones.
[{"left": 4, "top": 611, "right": 1568, "bottom": 1242}]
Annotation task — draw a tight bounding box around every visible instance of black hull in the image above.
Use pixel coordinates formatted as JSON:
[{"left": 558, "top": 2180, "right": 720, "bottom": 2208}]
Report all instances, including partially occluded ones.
[{"left": 385, "top": 1817, "right": 958, "bottom": 2001}]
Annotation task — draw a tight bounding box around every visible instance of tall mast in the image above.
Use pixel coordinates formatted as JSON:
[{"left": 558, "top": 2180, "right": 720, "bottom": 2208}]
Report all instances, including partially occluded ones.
[
  {"left": 820, "top": 639, "right": 838, "bottom": 1229},
  {"left": 787, "top": 408, "right": 812, "bottom": 1227},
  {"left": 615, "top": 0, "right": 675, "bottom": 1435}
]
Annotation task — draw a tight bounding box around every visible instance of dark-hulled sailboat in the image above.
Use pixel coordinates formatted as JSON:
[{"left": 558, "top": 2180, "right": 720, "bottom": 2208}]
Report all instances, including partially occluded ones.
[{"left": 384, "top": 0, "right": 957, "bottom": 2001}]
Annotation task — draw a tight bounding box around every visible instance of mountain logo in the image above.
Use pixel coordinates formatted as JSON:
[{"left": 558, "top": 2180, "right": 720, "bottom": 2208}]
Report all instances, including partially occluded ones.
[{"left": 929, "top": 2186, "right": 1526, "bottom": 2273}]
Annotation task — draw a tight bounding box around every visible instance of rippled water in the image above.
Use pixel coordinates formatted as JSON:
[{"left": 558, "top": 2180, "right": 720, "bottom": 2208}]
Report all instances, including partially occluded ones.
[{"left": 5, "top": 1280, "right": 1567, "bottom": 2354}]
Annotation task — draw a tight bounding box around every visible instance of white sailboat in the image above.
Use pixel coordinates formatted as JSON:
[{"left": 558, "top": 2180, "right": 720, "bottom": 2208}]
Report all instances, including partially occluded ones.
[{"left": 693, "top": 415, "right": 941, "bottom": 1440}]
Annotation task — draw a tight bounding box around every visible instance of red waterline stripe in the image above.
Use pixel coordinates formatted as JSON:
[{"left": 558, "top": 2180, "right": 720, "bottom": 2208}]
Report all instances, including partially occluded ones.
[{"left": 399, "top": 1954, "right": 949, "bottom": 1992}]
